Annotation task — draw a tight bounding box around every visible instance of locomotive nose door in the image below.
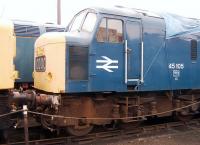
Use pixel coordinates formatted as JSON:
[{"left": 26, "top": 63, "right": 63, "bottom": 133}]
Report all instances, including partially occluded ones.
[{"left": 125, "top": 19, "right": 142, "bottom": 85}]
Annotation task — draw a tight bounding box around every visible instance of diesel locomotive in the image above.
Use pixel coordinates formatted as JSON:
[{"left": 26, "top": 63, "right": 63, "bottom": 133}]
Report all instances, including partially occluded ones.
[
  {"left": 2, "top": 6, "right": 200, "bottom": 137},
  {"left": 30, "top": 7, "right": 200, "bottom": 136}
]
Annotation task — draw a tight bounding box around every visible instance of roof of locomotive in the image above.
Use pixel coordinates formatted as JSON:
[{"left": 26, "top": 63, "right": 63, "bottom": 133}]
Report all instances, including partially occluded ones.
[
  {"left": 160, "top": 13, "right": 200, "bottom": 38},
  {"left": 91, "top": 7, "right": 200, "bottom": 38},
  {"left": 91, "top": 6, "right": 162, "bottom": 19}
]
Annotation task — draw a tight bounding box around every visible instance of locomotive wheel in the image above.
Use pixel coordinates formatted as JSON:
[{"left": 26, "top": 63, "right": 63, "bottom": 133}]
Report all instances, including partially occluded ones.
[{"left": 66, "top": 125, "right": 93, "bottom": 136}]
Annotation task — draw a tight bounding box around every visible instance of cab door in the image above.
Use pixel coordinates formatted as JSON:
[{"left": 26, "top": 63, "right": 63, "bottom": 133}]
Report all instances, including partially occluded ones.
[
  {"left": 90, "top": 17, "right": 125, "bottom": 92},
  {"left": 125, "top": 19, "right": 142, "bottom": 85}
]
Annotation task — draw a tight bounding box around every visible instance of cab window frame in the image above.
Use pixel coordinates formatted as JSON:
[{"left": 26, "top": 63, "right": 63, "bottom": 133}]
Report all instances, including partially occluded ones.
[
  {"left": 81, "top": 12, "right": 97, "bottom": 33},
  {"left": 96, "top": 17, "right": 124, "bottom": 43},
  {"left": 68, "top": 10, "right": 87, "bottom": 32}
]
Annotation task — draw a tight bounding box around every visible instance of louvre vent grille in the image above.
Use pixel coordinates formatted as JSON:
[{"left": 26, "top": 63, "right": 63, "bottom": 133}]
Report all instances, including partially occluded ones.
[
  {"left": 45, "top": 27, "right": 65, "bottom": 32},
  {"left": 14, "top": 24, "right": 40, "bottom": 37},
  {"left": 191, "top": 39, "right": 197, "bottom": 61}
]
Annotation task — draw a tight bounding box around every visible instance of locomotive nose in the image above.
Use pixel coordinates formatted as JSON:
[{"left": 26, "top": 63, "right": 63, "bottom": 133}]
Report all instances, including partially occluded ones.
[{"left": 34, "top": 32, "right": 66, "bottom": 93}]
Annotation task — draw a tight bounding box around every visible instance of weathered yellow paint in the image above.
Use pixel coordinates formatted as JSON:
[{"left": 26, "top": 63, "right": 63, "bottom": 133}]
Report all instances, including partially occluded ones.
[
  {"left": 34, "top": 32, "right": 66, "bottom": 93},
  {"left": 0, "top": 20, "right": 17, "bottom": 90}
]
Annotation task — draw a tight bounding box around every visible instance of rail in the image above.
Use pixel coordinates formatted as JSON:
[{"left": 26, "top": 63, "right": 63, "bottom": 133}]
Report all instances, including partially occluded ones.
[{"left": 2, "top": 118, "right": 200, "bottom": 145}]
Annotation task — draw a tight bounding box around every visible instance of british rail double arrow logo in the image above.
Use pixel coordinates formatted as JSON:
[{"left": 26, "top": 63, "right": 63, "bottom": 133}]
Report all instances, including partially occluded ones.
[{"left": 96, "top": 56, "right": 118, "bottom": 72}]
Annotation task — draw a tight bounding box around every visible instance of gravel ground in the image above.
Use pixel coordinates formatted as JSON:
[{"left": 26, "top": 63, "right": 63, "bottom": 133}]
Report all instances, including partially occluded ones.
[{"left": 101, "top": 126, "right": 200, "bottom": 145}]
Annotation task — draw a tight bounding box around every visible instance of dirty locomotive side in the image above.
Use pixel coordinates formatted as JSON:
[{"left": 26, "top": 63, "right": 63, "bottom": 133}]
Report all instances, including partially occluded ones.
[{"left": 31, "top": 7, "right": 200, "bottom": 136}]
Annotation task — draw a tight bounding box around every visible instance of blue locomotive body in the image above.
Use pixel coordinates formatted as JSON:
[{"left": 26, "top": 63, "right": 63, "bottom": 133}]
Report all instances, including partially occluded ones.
[{"left": 62, "top": 7, "right": 200, "bottom": 93}]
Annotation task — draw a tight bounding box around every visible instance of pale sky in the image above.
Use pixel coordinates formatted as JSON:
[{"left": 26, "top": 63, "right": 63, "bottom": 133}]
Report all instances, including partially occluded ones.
[{"left": 0, "top": 0, "right": 199, "bottom": 26}]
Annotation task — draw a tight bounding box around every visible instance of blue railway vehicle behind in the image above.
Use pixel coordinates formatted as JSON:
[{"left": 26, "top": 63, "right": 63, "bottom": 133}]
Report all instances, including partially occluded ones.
[
  {"left": 22, "top": 6, "right": 200, "bottom": 136},
  {"left": 13, "top": 20, "right": 65, "bottom": 87}
]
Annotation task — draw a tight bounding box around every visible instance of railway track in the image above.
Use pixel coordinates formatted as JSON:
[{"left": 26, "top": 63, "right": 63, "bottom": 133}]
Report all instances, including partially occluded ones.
[{"left": 2, "top": 117, "right": 200, "bottom": 145}]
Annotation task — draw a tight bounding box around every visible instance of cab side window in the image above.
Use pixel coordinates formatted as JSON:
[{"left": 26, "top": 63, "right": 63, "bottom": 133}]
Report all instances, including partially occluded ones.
[
  {"left": 96, "top": 18, "right": 123, "bottom": 43},
  {"left": 96, "top": 18, "right": 107, "bottom": 42},
  {"left": 108, "top": 19, "right": 123, "bottom": 43}
]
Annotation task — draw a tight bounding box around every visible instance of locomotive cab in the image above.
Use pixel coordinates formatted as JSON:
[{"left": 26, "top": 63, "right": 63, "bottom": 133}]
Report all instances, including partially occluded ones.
[{"left": 34, "top": 7, "right": 153, "bottom": 93}]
